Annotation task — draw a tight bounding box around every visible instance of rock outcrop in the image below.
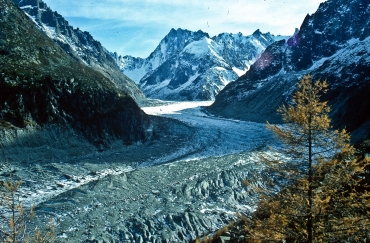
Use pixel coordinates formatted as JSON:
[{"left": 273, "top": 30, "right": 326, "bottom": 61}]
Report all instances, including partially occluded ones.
[
  {"left": 209, "top": 0, "right": 370, "bottom": 142},
  {"left": 13, "top": 0, "right": 145, "bottom": 102},
  {"left": 0, "top": 0, "right": 150, "bottom": 147}
]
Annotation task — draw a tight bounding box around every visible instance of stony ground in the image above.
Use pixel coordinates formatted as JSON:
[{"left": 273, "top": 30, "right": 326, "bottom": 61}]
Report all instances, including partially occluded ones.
[{"left": 0, "top": 100, "right": 277, "bottom": 242}]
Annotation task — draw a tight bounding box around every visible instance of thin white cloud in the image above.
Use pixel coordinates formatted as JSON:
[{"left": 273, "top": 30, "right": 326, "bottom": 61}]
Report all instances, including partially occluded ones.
[
  {"left": 44, "top": 0, "right": 324, "bottom": 34},
  {"left": 42, "top": 0, "right": 326, "bottom": 57}
]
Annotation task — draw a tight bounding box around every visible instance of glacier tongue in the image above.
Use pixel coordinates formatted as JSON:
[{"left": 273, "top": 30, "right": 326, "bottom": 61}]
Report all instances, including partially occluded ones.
[{"left": 11, "top": 100, "right": 276, "bottom": 242}]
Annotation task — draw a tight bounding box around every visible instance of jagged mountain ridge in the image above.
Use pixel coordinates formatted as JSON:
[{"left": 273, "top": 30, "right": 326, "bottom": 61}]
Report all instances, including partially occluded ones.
[
  {"left": 13, "top": 0, "right": 145, "bottom": 102},
  {"left": 0, "top": 0, "right": 150, "bottom": 146},
  {"left": 209, "top": 0, "right": 370, "bottom": 142},
  {"left": 112, "top": 28, "right": 210, "bottom": 84},
  {"left": 114, "top": 28, "right": 285, "bottom": 101}
]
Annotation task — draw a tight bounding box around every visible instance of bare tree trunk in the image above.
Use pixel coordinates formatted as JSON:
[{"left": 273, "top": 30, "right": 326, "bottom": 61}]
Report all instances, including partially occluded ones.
[{"left": 308, "top": 113, "right": 313, "bottom": 243}]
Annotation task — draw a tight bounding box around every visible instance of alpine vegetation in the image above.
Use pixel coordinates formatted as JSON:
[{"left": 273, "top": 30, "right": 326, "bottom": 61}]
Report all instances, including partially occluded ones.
[
  {"left": 0, "top": 175, "right": 56, "bottom": 243},
  {"left": 243, "top": 76, "right": 370, "bottom": 242},
  {"left": 1, "top": 0, "right": 369, "bottom": 242}
]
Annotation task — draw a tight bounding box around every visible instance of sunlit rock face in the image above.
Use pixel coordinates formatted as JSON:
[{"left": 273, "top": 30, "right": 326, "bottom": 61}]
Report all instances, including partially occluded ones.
[
  {"left": 209, "top": 0, "right": 370, "bottom": 143},
  {"left": 114, "top": 28, "right": 283, "bottom": 101},
  {"left": 1, "top": 0, "right": 150, "bottom": 146},
  {"left": 13, "top": 0, "right": 145, "bottom": 102}
]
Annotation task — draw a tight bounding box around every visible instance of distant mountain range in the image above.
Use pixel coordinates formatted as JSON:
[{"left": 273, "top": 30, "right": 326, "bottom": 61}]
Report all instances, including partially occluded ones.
[
  {"left": 113, "top": 28, "right": 286, "bottom": 101},
  {"left": 208, "top": 0, "right": 370, "bottom": 143},
  {"left": 10, "top": 0, "right": 369, "bottom": 143},
  {"left": 1, "top": 0, "right": 369, "bottom": 241},
  {"left": 13, "top": 0, "right": 145, "bottom": 102}
]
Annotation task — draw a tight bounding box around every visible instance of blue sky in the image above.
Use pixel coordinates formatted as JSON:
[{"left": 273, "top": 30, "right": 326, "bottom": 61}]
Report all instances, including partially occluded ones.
[{"left": 42, "top": 0, "right": 326, "bottom": 58}]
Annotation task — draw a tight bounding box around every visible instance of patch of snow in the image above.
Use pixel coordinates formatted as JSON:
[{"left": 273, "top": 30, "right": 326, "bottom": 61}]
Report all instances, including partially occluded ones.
[
  {"left": 232, "top": 67, "right": 248, "bottom": 77},
  {"left": 347, "top": 37, "right": 359, "bottom": 45},
  {"left": 142, "top": 101, "right": 213, "bottom": 115},
  {"left": 20, "top": 5, "right": 33, "bottom": 9},
  {"left": 309, "top": 56, "right": 329, "bottom": 70},
  {"left": 215, "top": 67, "right": 226, "bottom": 71},
  {"left": 122, "top": 67, "right": 147, "bottom": 84},
  {"left": 182, "top": 37, "right": 211, "bottom": 56},
  {"left": 160, "top": 42, "right": 167, "bottom": 59},
  {"left": 19, "top": 166, "right": 135, "bottom": 208},
  {"left": 143, "top": 79, "right": 171, "bottom": 93},
  {"left": 274, "top": 35, "right": 290, "bottom": 42},
  {"left": 175, "top": 73, "right": 200, "bottom": 90},
  {"left": 309, "top": 36, "right": 370, "bottom": 76}
]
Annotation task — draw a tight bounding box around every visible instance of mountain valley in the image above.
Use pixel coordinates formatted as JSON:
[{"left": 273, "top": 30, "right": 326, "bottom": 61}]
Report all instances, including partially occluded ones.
[
  {"left": 0, "top": 0, "right": 369, "bottom": 242},
  {"left": 3, "top": 101, "right": 276, "bottom": 242}
]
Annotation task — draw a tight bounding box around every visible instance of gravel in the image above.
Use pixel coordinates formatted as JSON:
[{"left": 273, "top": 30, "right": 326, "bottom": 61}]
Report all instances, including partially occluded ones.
[{"left": 0, "top": 100, "right": 277, "bottom": 242}]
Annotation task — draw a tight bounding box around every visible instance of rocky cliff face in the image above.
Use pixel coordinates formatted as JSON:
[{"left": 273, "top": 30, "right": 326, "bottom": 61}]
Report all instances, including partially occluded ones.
[
  {"left": 209, "top": 0, "right": 370, "bottom": 142},
  {"left": 114, "top": 28, "right": 284, "bottom": 101},
  {"left": 113, "top": 28, "right": 209, "bottom": 85},
  {"left": 0, "top": 0, "right": 150, "bottom": 146},
  {"left": 13, "top": 0, "right": 145, "bottom": 102}
]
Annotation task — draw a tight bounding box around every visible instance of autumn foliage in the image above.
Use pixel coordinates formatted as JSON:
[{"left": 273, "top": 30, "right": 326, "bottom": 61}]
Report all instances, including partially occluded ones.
[{"left": 244, "top": 75, "right": 370, "bottom": 242}]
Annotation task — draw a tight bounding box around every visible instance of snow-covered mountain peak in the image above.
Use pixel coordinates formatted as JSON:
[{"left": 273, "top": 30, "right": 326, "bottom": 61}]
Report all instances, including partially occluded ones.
[
  {"left": 113, "top": 28, "right": 209, "bottom": 84},
  {"left": 209, "top": 0, "right": 370, "bottom": 142},
  {"left": 116, "top": 28, "right": 282, "bottom": 101},
  {"left": 181, "top": 37, "right": 220, "bottom": 57},
  {"left": 146, "top": 28, "right": 209, "bottom": 64}
]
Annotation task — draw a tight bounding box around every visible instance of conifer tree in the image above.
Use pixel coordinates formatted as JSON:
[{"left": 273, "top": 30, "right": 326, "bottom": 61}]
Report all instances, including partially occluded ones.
[
  {"left": 0, "top": 176, "right": 28, "bottom": 243},
  {"left": 244, "top": 75, "right": 370, "bottom": 242},
  {"left": 0, "top": 176, "right": 56, "bottom": 243}
]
